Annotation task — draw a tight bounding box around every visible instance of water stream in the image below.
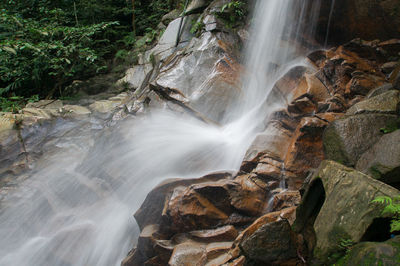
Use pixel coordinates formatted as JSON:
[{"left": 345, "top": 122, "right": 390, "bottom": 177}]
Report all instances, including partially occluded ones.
[{"left": 0, "top": 1, "right": 322, "bottom": 265}]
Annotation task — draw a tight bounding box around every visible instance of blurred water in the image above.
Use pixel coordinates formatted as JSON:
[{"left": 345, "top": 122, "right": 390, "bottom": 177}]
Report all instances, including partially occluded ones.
[{"left": 0, "top": 1, "right": 321, "bottom": 265}]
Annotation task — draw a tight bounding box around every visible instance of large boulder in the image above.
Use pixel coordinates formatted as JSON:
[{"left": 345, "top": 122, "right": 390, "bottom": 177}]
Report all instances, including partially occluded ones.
[
  {"left": 323, "top": 114, "right": 399, "bottom": 166},
  {"left": 294, "top": 160, "right": 400, "bottom": 262},
  {"left": 134, "top": 172, "right": 232, "bottom": 231},
  {"left": 356, "top": 129, "right": 400, "bottom": 188},
  {"left": 239, "top": 219, "right": 298, "bottom": 265},
  {"left": 346, "top": 90, "right": 400, "bottom": 115}
]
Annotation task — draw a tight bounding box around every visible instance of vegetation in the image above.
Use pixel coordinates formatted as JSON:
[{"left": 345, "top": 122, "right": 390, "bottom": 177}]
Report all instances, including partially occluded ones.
[
  {"left": 0, "top": 0, "right": 184, "bottom": 111},
  {"left": 373, "top": 195, "right": 400, "bottom": 232},
  {"left": 215, "top": 0, "right": 246, "bottom": 28}
]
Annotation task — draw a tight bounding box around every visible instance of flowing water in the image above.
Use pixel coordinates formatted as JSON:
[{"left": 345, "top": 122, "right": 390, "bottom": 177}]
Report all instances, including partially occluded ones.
[{"left": 0, "top": 1, "right": 322, "bottom": 265}]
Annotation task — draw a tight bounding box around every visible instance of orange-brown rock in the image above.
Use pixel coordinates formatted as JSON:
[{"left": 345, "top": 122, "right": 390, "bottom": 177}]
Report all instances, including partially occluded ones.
[
  {"left": 189, "top": 225, "right": 238, "bottom": 243},
  {"left": 284, "top": 117, "right": 328, "bottom": 190},
  {"left": 134, "top": 172, "right": 232, "bottom": 231},
  {"left": 230, "top": 174, "right": 269, "bottom": 216},
  {"left": 270, "top": 191, "right": 301, "bottom": 212}
]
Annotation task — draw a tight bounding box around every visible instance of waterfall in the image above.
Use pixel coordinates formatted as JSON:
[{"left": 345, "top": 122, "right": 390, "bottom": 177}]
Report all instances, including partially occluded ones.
[{"left": 0, "top": 1, "right": 322, "bottom": 265}]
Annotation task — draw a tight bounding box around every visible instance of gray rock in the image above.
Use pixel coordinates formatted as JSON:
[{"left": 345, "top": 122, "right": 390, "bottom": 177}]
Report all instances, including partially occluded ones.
[
  {"left": 323, "top": 114, "right": 398, "bottom": 166},
  {"left": 240, "top": 220, "right": 297, "bottom": 264},
  {"left": 366, "top": 83, "right": 394, "bottom": 98},
  {"left": 347, "top": 90, "right": 400, "bottom": 115},
  {"left": 294, "top": 160, "right": 399, "bottom": 262},
  {"left": 118, "top": 64, "right": 153, "bottom": 90},
  {"left": 356, "top": 129, "right": 400, "bottom": 186}
]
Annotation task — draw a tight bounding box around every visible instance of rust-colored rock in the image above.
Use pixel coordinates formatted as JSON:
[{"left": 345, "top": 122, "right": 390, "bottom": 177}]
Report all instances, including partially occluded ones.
[
  {"left": 284, "top": 117, "right": 328, "bottom": 190},
  {"left": 189, "top": 225, "right": 238, "bottom": 243},
  {"left": 270, "top": 191, "right": 301, "bottom": 212}
]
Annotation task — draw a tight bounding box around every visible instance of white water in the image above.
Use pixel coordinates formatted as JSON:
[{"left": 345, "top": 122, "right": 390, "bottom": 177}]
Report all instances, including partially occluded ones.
[{"left": 0, "top": 1, "right": 321, "bottom": 265}]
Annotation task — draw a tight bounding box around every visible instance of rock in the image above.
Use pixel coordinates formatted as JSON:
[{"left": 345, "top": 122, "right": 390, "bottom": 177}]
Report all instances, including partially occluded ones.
[
  {"left": 244, "top": 121, "right": 293, "bottom": 162},
  {"left": 134, "top": 172, "right": 232, "bottom": 231},
  {"left": 205, "top": 241, "right": 233, "bottom": 262},
  {"left": 346, "top": 90, "right": 400, "bottom": 115},
  {"left": 391, "top": 65, "right": 400, "bottom": 90},
  {"left": 161, "top": 9, "right": 181, "bottom": 24},
  {"left": 323, "top": 114, "right": 399, "bottom": 166},
  {"left": 381, "top": 62, "right": 399, "bottom": 74},
  {"left": 284, "top": 116, "right": 329, "bottom": 189},
  {"left": 319, "top": 0, "right": 400, "bottom": 43},
  {"left": 294, "top": 160, "right": 400, "bottom": 262},
  {"left": 239, "top": 220, "right": 297, "bottom": 264},
  {"left": 63, "top": 105, "right": 91, "bottom": 118},
  {"left": 25, "top": 100, "right": 63, "bottom": 109},
  {"left": 270, "top": 191, "right": 301, "bottom": 212},
  {"left": 366, "top": 83, "right": 394, "bottom": 98},
  {"left": 335, "top": 236, "right": 400, "bottom": 265},
  {"left": 356, "top": 130, "right": 400, "bottom": 188},
  {"left": 118, "top": 64, "right": 153, "bottom": 90},
  {"left": 345, "top": 73, "right": 385, "bottom": 96},
  {"left": 168, "top": 241, "right": 207, "bottom": 266},
  {"left": 230, "top": 174, "right": 269, "bottom": 217},
  {"left": 189, "top": 225, "right": 238, "bottom": 242},
  {"left": 89, "top": 100, "right": 120, "bottom": 114},
  {"left": 21, "top": 107, "right": 60, "bottom": 119}
]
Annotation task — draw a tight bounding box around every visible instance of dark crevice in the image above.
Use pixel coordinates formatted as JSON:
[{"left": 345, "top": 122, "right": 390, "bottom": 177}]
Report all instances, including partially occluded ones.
[{"left": 360, "top": 218, "right": 393, "bottom": 242}]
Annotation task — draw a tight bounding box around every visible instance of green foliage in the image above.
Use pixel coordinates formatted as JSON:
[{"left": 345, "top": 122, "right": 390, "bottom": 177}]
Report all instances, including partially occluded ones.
[
  {"left": 380, "top": 118, "right": 400, "bottom": 134},
  {"left": 373, "top": 195, "right": 400, "bottom": 232},
  {"left": 0, "top": 0, "right": 179, "bottom": 101},
  {"left": 216, "top": 0, "right": 246, "bottom": 27},
  {"left": 0, "top": 94, "right": 38, "bottom": 112},
  {"left": 190, "top": 20, "right": 205, "bottom": 36}
]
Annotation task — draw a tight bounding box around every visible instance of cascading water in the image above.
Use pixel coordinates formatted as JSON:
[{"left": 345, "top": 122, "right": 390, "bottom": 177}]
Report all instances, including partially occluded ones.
[{"left": 0, "top": 0, "right": 322, "bottom": 265}]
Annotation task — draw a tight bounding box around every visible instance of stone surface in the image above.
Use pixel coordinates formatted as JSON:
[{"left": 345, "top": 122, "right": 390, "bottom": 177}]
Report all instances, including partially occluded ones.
[
  {"left": 336, "top": 236, "right": 400, "bottom": 265},
  {"left": 295, "top": 160, "right": 400, "bottom": 262},
  {"left": 189, "top": 225, "right": 238, "bottom": 243},
  {"left": 346, "top": 90, "right": 400, "bottom": 115},
  {"left": 118, "top": 64, "right": 153, "bottom": 90},
  {"left": 356, "top": 129, "right": 400, "bottom": 187},
  {"left": 239, "top": 220, "right": 297, "bottom": 264},
  {"left": 134, "top": 172, "right": 232, "bottom": 231},
  {"left": 323, "top": 114, "right": 399, "bottom": 166},
  {"left": 168, "top": 241, "right": 206, "bottom": 266},
  {"left": 366, "top": 83, "right": 394, "bottom": 99},
  {"left": 284, "top": 116, "right": 328, "bottom": 189}
]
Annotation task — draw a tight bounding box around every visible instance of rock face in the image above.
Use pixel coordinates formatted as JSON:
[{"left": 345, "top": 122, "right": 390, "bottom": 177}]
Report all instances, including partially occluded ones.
[
  {"left": 323, "top": 114, "right": 398, "bottom": 166},
  {"left": 294, "top": 160, "right": 400, "bottom": 262},
  {"left": 356, "top": 129, "right": 400, "bottom": 188},
  {"left": 319, "top": 0, "right": 400, "bottom": 44},
  {"left": 240, "top": 220, "right": 297, "bottom": 264}
]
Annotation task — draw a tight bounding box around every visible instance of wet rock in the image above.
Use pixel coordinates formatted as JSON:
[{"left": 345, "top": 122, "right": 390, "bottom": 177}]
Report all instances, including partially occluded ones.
[
  {"left": 323, "top": 114, "right": 398, "bottom": 166},
  {"left": 356, "top": 130, "right": 400, "bottom": 188},
  {"left": 62, "top": 105, "right": 91, "bottom": 118},
  {"left": 294, "top": 160, "right": 400, "bottom": 262},
  {"left": 345, "top": 73, "right": 385, "bottom": 96},
  {"left": 189, "top": 225, "right": 238, "bottom": 243},
  {"left": 230, "top": 174, "right": 269, "bottom": 217},
  {"left": 240, "top": 220, "right": 297, "bottom": 264},
  {"left": 284, "top": 117, "right": 328, "bottom": 189},
  {"left": 134, "top": 172, "right": 232, "bottom": 231},
  {"left": 168, "top": 241, "right": 207, "bottom": 266},
  {"left": 244, "top": 121, "right": 293, "bottom": 161},
  {"left": 346, "top": 90, "right": 400, "bottom": 115},
  {"left": 270, "top": 191, "right": 301, "bottom": 212},
  {"left": 335, "top": 236, "right": 400, "bottom": 265}
]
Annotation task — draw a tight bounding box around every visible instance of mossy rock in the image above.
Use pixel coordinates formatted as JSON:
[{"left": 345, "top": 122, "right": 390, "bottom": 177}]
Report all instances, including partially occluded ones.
[{"left": 336, "top": 236, "right": 400, "bottom": 266}]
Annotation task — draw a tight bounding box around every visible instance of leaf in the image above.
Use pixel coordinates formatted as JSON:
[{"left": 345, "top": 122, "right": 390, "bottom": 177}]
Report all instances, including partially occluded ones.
[{"left": 2, "top": 46, "right": 17, "bottom": 55}]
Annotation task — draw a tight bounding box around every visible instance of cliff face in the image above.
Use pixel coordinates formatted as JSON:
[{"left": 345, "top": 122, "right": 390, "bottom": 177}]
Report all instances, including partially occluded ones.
[{"left": 318, "top": 0, "right": 400, "bottom": 44}]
